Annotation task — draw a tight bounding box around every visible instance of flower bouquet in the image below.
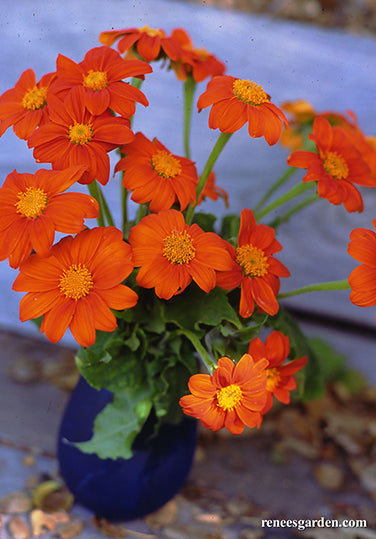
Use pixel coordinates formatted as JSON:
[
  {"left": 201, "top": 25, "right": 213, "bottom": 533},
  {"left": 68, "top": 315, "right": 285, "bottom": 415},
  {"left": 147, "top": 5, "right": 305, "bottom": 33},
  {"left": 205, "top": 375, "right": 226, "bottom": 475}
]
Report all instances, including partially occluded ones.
[{"left": 1, "top": 23, "right": 376, "bottom": 494}]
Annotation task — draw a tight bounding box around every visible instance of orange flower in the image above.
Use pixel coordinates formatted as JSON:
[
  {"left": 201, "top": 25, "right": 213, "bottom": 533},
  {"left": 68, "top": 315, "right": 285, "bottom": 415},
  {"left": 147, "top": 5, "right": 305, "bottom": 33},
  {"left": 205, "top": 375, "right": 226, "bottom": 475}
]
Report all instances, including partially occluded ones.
[
  {"left": 279, "top": 99, "right": 316, "bottom": 151},
  {"left": 115, "top": 132, "right": 198, "bottom": 212},
  {"left": 216, "top": 209, "right": 290, "bottom": 318},
  {"left": 0, "top": 165, "right": 98, "bottom": 268},
  {"left": 197, "top": 171, "right": 229, "bottom": 207},
  {"left": 51, "top": 46, "right": 152, "bottom": 116},
  {"left": 248, "top": 331, "right": 308, "bottom": 414},
  {"left": 287, "top": 116, "right": 375, "bottom": 213},
  {"left": 0, "top": 69, "right": 55, "bottom": 140},
  {"left": 169, "top": 28, "right": 225, "bottom": 82},
  {"left": 128, "top": 209, "right": 233, "bottom": 299},
  {"left": 12, "top": 226, "right": 138, "bottom": 347},
  {"left": 347, "top": 220, "right": 376, "bottom": 315},
  {"left": 197, "top": 75, "right": 288, "bottom": 145},
  {"left": 339, "top": 118, "right": 376, "bottom": 181},
  {"left": 179, "top": 353, "right": 269, "bottom": 434},
  {"left": 27, "top": 86, "right": 134, "bottom": 185},
  {"left": 99, "top": 25, "right": 182, "bottom": 63}
]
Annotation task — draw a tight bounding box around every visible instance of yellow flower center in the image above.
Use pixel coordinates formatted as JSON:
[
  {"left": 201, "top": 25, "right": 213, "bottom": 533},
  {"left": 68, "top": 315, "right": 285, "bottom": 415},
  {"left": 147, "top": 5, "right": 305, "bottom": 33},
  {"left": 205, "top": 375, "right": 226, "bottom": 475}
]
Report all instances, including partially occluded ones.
[
  {"left": 216, "top": 384, "right": 243, "bottom": 411},
  {"left": 59, "top": 263, "right": 94, "bottom": 300},
  {"left": 138, "top": 25, "right": 164, "bottom": 38},
  {"left": 22, "top": 86, "right": 48, "bottom": 111},
  {"left": 162, "top": 230, "right": 196, "bottom": 265},
  {"left": 68, "top": 122, "right": 94, "bottom": 145},
  {"left": 15, "top": 186, "right": 48, "bottom": 219},
  {"left": 235, "top": 244, "right": 269, "bottom": 278},
  {"left": 82, "top": 70, "right": 108, "bottom": 90},
  {"left": 151, "top": 150, "right": 182, "bottom": 179},
  {"left": 233, "top": 79, "right": 269, "bottom": 106},
  {"left": 323, "top": 151, "right": 349, "bottom": 180},
  {"left": 266, "top": 367, "right": 281, "bottom": 392}
]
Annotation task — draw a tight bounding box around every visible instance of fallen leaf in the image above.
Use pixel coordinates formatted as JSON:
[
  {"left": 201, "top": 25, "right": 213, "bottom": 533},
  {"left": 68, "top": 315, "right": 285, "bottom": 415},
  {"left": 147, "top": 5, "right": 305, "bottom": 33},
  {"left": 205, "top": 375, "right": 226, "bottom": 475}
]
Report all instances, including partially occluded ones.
[
  {"left": 144, "top": 501, "right": 177, "bottom": 528},
  {"left": 54, "top": 519, "right": 84, "bottom": 539},
  {"left": 32, "top": 481, "right": 74, "bottom": 512},
  {"left": 30, "top": 509, "right": 70, "bottom": 537},
  {"left": 313, "top": 462, "right": 344, "bottom": 491},
  {"left": 7, "top": 515, "right": 30, "bottom": 539},
  {"left": 0, "top": 492, "right": 32, "bottom": 514},
  {"left": 93, "top": 516, "right": 127, "bottom": 538}
]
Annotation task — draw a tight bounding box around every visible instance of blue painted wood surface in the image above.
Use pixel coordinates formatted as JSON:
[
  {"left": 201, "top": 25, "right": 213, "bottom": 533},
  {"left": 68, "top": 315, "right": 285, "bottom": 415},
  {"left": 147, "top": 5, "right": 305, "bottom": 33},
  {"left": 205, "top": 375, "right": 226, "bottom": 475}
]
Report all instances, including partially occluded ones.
[{"left": 0, "top": 0, "right": 375, "bottom": 370}]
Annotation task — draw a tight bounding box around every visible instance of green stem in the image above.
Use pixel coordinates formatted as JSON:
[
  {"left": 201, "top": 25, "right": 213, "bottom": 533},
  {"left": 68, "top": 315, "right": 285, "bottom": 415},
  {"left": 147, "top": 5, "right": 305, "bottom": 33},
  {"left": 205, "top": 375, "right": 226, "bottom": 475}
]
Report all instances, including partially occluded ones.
[
  {"left": 185, "top": 132, "right": 232, "bottom": 224},
  {"left": 268, "top": 192, "right": 319, "bottom": 228},
  {"left": 254, "top": 181, "right": 315, "bottom": 222},
  {"left": 278, "top": 279, "right": 350, "bottom": 300},
  {"left": 88, "top": 181, "right": 105, "bottom": 227},
  {"left": 183, "top": 76, "right": 196, "bottom": 159},
  {"left": 254, "top": 166, "right": 297, "bottom": 214},
  {"left": 122, "top": 184, "right": 128, "bottom": 237},
  {"left": 178, "top": 329, "right": 218, "bottom": 374},
  {"left": 98, "top": 185, "right": 115, "bottom": 227}
]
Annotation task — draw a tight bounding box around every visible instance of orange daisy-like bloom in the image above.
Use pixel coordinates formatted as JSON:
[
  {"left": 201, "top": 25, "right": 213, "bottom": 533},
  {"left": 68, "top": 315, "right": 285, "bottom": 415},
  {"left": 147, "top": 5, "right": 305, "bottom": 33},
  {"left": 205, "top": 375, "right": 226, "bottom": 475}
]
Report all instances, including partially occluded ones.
[
  {"left": 50, "top": 46, "right": 152, "bottom": 117},
  {"left": 169, "top": 28, "right": 225, "bottom": 83},
  {"left": 287, "top": 116, "right": 375, "bottom": 213},
  {"left": 99, "top": 25, "right": 182, "bottom": 63},
  {"left": 128, "top": 209, "right": 234, "bottom": 300},
  {"left": 347, "top": 220, "right": 376, "bottom": 317},
  {"left": 248, "top": 331, "right": 308, "bottom": 414},
  {"left": 339, "top": 118, "right": 376, "bottom": 181},
  {"left": 279, "top": 99, "right": 316, "bottom": 151},
  {"left": 197, "top": 75, "right": 288, "bottom": 146},
  {"left": 12, "top": 226, "right": 138, "bottom": 347},
  {"left": 0, "top": 69, "right": 55, "bottom": 140},
  {"left": 115, "top": 132, "right": 198, "bottom": 212},
  {"left": 0, "top": 165, "right": 98, "bottom": 269},
  {"left": 179, "top": 353, "right": 269, "bottom": 434},
  {"left": 216, "top": 209, "right": 290, "bottom": 318},
  {"left": 197, "top": 171, "right": 229, "bottom": 207},
  {"left": 27, "top": 86, "right": 134, "bottom": 185}
]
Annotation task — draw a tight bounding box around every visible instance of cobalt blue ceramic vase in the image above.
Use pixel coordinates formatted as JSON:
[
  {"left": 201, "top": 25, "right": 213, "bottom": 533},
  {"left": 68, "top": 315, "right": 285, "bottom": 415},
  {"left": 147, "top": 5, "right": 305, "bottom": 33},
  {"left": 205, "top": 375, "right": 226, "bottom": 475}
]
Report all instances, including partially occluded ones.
[{"left": 57, "top": 376, "right": 198, "bottom": 521}]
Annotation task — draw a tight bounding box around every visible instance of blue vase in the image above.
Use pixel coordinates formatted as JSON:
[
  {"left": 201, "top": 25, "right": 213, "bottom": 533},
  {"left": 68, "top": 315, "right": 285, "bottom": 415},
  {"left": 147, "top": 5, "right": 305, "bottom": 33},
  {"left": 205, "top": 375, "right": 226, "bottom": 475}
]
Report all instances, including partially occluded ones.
[{"left": 57, "top": 376, "right": 198, "bottom": 521}]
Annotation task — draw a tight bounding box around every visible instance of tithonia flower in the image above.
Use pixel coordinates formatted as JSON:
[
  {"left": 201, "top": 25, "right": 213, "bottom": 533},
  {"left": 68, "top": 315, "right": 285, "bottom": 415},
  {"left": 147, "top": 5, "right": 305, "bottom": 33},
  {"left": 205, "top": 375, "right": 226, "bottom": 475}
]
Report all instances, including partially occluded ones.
[
  {"left": 340, "top": 119, "right": 376, "bottom": 181},
  {"left": 0, "top": 165, "right": 98, "bottom": 268},
  {"left": 99, "top": 25, "right": 182, "bottom": 63},
  {"left": 197, "top": 75, "right": 288, "bottom": 146},
  {"left": 248, "top": 331, "right": 308, "bottom": 414},
  {"left": 197, "top": 171, "right": 229, "bottom": 207},
  {"left": 51, "top": 46, "right": 152, "bottom": 117},
  {"left": 128, "top": 208, "right": 233, "bottom": 299},
  {"left": 216, "top": 209, "right": 290, "bottom": 318},
  {"left": 287, "top": 116, "right": 375, "bottom": 213},
  {"left": 179, "top": 353, "right": 269, "bottom": 434},
  {"left": 347, "top": 220, "right": 376, "bottom": 317},
  {"left": 0, "top": 69, "right": 55, "bottom": 140},
  {"left": 279, "top": 99, "right": 316, "bottom": 151},
  {"left": 115, "top": 132, "right": 198, "bottom": 212},
  {"left": 27, "top": 86, "right": 134, "bottom": 185},
  {"left": 169, "top": 28, "right": 225, "bottom": 82},
  {"left": 12, "top": 226, "right": 138, "bottom": 347}
]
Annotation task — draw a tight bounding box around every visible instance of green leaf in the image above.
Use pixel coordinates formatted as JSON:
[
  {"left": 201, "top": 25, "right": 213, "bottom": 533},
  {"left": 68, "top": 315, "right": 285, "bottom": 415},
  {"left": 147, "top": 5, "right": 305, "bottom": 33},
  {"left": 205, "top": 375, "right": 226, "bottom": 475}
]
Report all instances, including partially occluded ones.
[
  {"left": 309, "top": 337, "right": 366, "bottom": 394},
  {"left": 220, "top": 213, "right": 240, "bottom": 243},
  {"left": 192, "top": 212, "right": 217, "bottom": 232},
  {"left": 76, "top": 344, "right": 146, "bottom": 393},
  {"left": 162, "top": 284, "right": 241, "bottom": 332},
  {"left": 73, "top": 386, "right": 153, "bottom": 460}
]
